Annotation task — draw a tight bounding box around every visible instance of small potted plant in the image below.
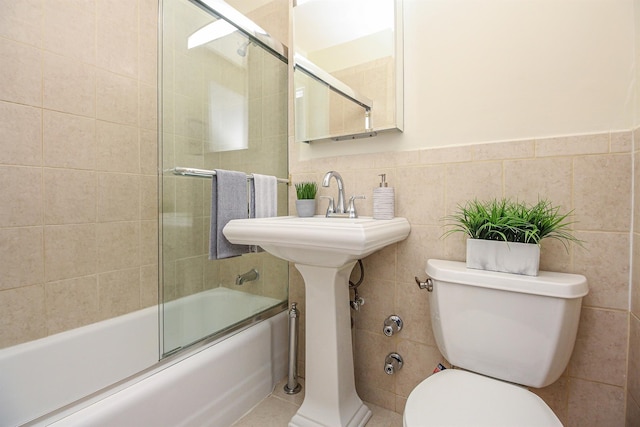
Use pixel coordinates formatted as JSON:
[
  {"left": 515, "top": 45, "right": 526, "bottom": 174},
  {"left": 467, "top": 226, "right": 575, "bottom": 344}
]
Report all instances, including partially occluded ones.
[
  {"left": 444, "top": 198, "right": 581, "bottom": 276},
  {"left": 294, "top": 181, "right": 318, "bottom": 217}
]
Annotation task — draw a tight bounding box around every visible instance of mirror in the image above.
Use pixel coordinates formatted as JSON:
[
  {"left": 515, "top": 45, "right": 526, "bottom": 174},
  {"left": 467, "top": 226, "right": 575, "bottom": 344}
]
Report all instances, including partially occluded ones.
[{"left": 293, "top": 0, "right": 403, "bottom": 143}]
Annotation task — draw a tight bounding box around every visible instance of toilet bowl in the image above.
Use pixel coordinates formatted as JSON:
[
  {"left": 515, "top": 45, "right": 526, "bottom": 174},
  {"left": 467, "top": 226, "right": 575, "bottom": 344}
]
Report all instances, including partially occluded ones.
[
  {"left": 404, "top": 370, "right": 561, "bottom": 426},
  {"left": 403, "top": 259, "right": 588, "bottom": 427}
]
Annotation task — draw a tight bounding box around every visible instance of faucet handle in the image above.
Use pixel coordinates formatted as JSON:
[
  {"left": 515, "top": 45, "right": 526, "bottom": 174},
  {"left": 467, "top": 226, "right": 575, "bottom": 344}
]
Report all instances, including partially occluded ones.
[
  {"left": 347, "top": 195, "right": 366, "bottom": 218},
  {"left": 319, "top": 196, "right": 335, "bottom": 216}
]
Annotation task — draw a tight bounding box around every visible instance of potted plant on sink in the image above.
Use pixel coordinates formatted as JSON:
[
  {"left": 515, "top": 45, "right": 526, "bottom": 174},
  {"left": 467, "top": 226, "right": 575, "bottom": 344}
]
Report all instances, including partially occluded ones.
[
  {"left": 444, "top": 198, "right": 581, "bottom": 276},
  {"left": 294, "top": 181, "right": 318, "bottom": 217}
]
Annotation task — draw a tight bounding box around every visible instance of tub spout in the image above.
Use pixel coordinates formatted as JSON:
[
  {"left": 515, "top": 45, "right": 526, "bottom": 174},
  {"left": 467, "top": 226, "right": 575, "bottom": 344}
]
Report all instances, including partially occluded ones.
[{"left": 236, "top": 268, "right": 259, "bottom": 285}]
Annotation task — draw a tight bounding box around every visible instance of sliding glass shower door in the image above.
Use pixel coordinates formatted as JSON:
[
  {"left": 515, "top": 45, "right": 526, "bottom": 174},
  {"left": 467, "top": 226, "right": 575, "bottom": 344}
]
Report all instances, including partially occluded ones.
[{"left": 160, "top": 0, "right": 289, "bottom": 357}]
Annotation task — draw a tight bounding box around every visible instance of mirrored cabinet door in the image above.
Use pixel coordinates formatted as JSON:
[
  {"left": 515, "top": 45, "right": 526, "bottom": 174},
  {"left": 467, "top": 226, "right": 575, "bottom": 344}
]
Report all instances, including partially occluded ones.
[{"left": 293, "top": 0, "right": 403, "bottom": 143}]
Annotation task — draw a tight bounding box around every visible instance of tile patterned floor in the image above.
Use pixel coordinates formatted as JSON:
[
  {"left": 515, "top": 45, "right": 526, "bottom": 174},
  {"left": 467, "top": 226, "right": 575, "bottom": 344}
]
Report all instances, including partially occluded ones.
[{"left": 231, "top": 378, "right": 403, "bottom": 427}]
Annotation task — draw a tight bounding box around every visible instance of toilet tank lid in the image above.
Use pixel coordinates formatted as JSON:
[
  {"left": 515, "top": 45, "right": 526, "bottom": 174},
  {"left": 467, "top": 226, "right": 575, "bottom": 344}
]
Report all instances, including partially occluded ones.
[{"left": 426, "top": 259, "right": 588, "bottom": 299}]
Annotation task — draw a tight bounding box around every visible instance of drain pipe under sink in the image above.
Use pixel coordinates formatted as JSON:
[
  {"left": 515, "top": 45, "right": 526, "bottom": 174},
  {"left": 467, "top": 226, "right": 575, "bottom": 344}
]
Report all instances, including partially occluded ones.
[{"left": 284, "top": 302, "right": 302, "bottom": 394}]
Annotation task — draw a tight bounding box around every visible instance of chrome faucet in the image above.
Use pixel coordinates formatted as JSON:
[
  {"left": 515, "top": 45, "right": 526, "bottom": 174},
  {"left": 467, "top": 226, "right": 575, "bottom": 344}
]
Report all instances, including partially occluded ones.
[
  {"left": 236, "top": 268, "right": 259, "bottom": 285},
  {"left": 321, "top": 171, "right": 365, "bottom": 218},
  {"left": 322, "top": 171, "right": 346, "bottom": 214}
]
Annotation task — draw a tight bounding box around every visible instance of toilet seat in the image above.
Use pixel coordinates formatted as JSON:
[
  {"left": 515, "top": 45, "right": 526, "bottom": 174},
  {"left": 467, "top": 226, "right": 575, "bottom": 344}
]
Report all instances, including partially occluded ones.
[{"left": 403, "top": 369, "right": 562, "bottom": 427}]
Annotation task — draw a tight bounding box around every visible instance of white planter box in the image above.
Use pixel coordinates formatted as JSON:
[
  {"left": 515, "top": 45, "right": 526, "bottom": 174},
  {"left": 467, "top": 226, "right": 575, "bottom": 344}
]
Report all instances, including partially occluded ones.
[{"left": 466, "top": 239, "right": 540, "bottom": 276}]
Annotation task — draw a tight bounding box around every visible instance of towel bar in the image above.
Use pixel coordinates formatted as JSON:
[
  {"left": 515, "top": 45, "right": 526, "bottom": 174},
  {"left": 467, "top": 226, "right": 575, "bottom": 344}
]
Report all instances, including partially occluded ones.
[{"left": 169, "top": 167, "right": 289, "bottom": 184}]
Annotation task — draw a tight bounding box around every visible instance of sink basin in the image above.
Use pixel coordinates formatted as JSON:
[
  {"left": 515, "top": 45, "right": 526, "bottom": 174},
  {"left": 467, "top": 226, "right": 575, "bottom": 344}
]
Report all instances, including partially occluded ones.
[
  {"left": 223, "top": 215, "right": 410, "bottom": 268},
  {"left": 223, "top": 215, "right": 410, "bottom": 427}
]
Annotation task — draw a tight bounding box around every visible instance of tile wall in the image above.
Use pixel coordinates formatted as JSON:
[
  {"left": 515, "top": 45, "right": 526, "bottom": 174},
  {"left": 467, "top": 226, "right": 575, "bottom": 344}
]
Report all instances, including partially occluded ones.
[
  {"left": 0, "top": 0, "right": 289, "bottom": 350},
  {"left": 0, "top": 0, "right": 159, "bottom": 349},
  {"left": 0, "top": 1, "right": 637, "bottom": 426},
  {"left": 630, "top": 128, "right": 640, "bottom": 425},
  {"left": 290, "top": 132, "right": 634, "bottom": 426}
]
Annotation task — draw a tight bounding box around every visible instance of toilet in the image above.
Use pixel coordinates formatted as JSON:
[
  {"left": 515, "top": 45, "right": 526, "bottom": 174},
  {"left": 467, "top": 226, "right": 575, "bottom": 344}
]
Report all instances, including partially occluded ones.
[{"left": 404, "top": 259, "right": 588, "bottom": 427}]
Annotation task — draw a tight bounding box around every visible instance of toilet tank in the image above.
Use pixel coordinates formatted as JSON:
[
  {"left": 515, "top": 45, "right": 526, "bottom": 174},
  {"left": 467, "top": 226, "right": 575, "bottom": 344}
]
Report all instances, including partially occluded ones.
[{"left": 426, "top": 259, "right": 588, "bottom": 388}]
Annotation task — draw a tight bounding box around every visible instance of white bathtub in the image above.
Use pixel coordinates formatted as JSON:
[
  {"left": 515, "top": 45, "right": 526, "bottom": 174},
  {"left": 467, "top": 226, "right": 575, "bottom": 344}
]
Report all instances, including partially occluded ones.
[
  {"left": 0, "top": 287, "right": 288, "bottom": 426},
  {"left": 163, "top": 287, "right": 284, "bottom": 353}
]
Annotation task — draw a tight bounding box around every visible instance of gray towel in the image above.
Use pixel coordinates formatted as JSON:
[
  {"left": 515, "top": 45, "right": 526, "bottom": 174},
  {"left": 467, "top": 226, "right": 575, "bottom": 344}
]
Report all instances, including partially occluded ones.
[{"left": 209, "top": 169, "right": 250, "bottom": 260}]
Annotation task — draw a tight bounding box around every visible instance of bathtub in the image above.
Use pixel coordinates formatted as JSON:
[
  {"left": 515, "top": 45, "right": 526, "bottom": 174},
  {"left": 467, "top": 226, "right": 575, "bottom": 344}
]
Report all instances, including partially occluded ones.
[
  {"left": 163, "top": 287, "right": 285, "bottom": 354},
  {"left": 0, "top": 287, "right": 288, "bottom": 426}
]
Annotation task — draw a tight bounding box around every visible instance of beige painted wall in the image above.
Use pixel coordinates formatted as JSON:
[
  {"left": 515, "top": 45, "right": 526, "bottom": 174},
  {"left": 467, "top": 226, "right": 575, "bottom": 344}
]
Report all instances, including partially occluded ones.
[{"left": 299, "top": 0, "right": 636, "bottom": 158}]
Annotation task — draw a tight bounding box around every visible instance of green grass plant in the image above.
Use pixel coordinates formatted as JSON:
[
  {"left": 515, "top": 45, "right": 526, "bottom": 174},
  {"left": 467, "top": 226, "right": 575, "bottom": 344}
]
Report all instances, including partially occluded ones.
[
  {"left": 294, "top": 181, "right": 318, "bottom": 200},
  {"left": 444, "top": 198, "right": 581, "bottom": 250}
]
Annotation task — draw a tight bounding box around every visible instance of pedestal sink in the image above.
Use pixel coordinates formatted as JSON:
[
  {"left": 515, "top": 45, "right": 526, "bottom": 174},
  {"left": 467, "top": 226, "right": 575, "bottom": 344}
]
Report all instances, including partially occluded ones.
[{"left": 224, "top": 216, "right": 410, "bottom": 427}]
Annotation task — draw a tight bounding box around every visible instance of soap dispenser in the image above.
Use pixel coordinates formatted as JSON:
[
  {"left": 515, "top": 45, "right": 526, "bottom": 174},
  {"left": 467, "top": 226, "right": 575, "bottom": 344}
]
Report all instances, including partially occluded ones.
[{"left": 373, "top": 174, "right": 395, "bottom": 220}]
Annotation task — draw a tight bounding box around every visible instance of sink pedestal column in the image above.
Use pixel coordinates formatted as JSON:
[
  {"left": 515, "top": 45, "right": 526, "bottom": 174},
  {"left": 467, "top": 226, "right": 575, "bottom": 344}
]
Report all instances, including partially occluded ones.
[{"left": 289, "top": 262, "right": 371, "bottom": 427}]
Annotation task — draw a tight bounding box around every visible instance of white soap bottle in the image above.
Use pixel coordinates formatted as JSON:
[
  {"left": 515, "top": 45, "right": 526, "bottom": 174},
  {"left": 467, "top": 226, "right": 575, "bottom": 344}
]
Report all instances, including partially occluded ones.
[{"left": 373, "top": 174, "right": 395, "bottom": 220}]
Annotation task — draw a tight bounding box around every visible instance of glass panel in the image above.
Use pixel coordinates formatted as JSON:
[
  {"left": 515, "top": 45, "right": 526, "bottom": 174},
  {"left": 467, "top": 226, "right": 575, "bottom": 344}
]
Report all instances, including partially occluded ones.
[
  {"left": 294, "top": 69, "right": 330, "bottom": 141},
  {"left": 161, "top": 0, "right": 289, "bottom": 357}
]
